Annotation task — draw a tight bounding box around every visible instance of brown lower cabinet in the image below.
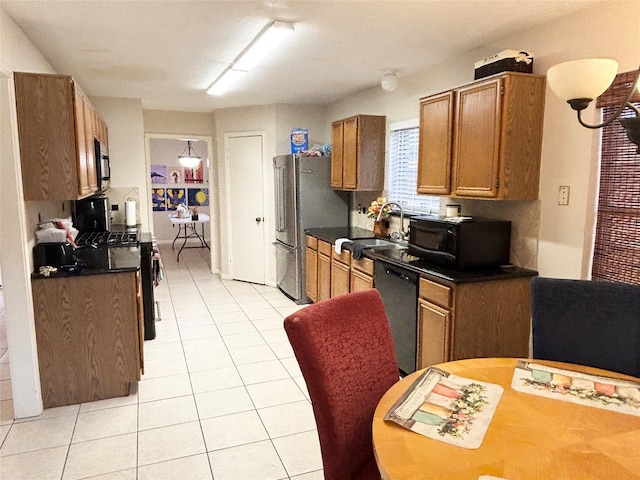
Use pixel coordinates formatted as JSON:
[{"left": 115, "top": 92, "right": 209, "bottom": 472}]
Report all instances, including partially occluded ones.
[
  {"left": 350, "top": 256, "right": 374, "bottom": 292},
  {"left": 306, "top": 235, "right": 377, "bottom": 302},
  {"left": 317, "top": 240, "right": 332, "bottom": 302},
  {"left": 32, "top": 271, "right": 144, "bottom": 408},
  {"left": 305, "top": 236, "right": 318, "bottom": 302},
  {"left": 417, "top": 275, "right": 532, "bottom": 369},
  {"left": 331, "top": 248, "right": 351, "bottom": 297}
]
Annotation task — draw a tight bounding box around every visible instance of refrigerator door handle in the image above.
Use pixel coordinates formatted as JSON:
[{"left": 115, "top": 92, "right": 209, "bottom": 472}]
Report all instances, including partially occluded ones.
[
  {"left": 272, "top": 242, "right": 296, "bottom": 253},
  {"left": 274, "top": 165, "right": 286, "bottom": 232}
]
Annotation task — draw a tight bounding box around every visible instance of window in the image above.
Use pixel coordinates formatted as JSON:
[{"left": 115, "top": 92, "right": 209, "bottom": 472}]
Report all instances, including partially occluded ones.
[
  {"left": 591, "top": 70, "right": 640, "bottom": 284},
  {"left": 387, "top": 120, "right": 439, "bottom": 214}
]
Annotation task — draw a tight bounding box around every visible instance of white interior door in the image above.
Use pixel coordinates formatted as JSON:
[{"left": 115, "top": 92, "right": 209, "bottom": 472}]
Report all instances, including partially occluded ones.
[{"left": 228, "top": 134, "right": 266, "bottom": 284}]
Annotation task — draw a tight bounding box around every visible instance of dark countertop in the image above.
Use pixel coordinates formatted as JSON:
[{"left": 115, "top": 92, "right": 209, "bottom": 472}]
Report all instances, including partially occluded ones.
[
  {"left": 366, "top": 248, "right": 537, "bottom": 284},
  {"left": 305, "top": 226, "right": 378, "bottom": 244},
  {"left": 305, "top": 226, "right": 537, "bottom": 284},
  {"left": 32, "top": 244, "right": 141, "bottom": 280}
]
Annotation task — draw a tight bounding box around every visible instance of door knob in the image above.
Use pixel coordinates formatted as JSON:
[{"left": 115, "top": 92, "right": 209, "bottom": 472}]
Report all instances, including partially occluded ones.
[{"left": 255, "top": 217, "right": 263, "bottom": 223}]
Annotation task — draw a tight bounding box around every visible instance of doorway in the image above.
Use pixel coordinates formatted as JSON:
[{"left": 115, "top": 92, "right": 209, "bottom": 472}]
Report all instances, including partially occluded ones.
[
  {"left": 226, "top": 134, "right": 267, "bottom": 284},
  {"left": 145, "top": 135, "right": 216, "bottom": 271}
]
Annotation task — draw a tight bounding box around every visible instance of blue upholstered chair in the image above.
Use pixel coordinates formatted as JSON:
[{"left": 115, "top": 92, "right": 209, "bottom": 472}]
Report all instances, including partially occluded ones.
[{"left": 531, "top": 277, "right": 640, "bottom": 377}]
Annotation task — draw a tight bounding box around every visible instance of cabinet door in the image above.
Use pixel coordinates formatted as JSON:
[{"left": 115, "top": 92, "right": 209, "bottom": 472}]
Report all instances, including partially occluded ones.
[
  {"left": 350, "top": 269, "right": 373, "bottom": 293},
  {"left": 73, "top": 89, "right": 93, "bottom": 197},
  {"left": 417, "top": 298, "right": 451, "bottom": 369},
  {"left": 342, "top": 117, "right": 359, "bottom": 189},
  {"left": 331, "top": 122, "right": 344, "bottom": 188},
  {"left": 14, "top": 73, "right": 80, "bottom": 200},
  {"left": 317, "top": 253, "right": 332, "bottom": 301},
  {"left": 32, "top": 272, "right": 139, "bottom": 408},
  {"left": 331, "top": 259, "right": 350, "bottom": 298},
  {"left": 452, "top": 78, "right": 502, "bottom": 198},
  {"left": 305, "top": 247, "right": 318, "bottom": 302},
  {"left": 135, "top": 272, "right": 144, "bottom": 376},
  {"left": 83, "top": 98, "right": 98, "bottom": 192},
  {"left": 417, "top": 92, "right": 454, "bottom": 195}
]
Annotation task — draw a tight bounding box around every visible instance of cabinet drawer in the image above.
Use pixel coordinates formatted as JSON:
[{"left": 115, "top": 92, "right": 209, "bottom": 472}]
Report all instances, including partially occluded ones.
[
  {"left": 419, "top": 277, "right": 452, "bottom": 308},
  {"left": 332, "top": 248, "right": 351, "bottom": 265},
  {"left": 306, "top": 235, "right": 318, "bottom": 249},
  {"left": 351, "top": 256, "right": 374, "bottom": 276},
  {"left": 318, "top": 240, "right": 332, "bottom": 257}
]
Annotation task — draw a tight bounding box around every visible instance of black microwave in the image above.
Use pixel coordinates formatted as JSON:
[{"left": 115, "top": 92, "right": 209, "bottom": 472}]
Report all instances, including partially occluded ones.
[
  {"left": 408, "top": 216, "right": 511, "bottom": 270},
  {"left": 95, "top": 139, "right": 110, "bottom": 192}
]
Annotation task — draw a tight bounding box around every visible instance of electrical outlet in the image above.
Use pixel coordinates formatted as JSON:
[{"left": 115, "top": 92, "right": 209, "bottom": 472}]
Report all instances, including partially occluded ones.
[{"left": 558, "top": 185, "right": 570, "bottom": 206}]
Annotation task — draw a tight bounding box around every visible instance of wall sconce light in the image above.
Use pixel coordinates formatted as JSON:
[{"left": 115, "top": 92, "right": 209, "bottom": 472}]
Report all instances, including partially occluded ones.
[
  {"left": 178, "top": 140, "right": 201, "bottom": 168},
  {"left": 547, "top": 58, "right": 640, "bottom": 152},
  {"left": 381, "top": 70, "right": 399, "bottom": 92},
  {"left": 207, "top": 20, "right": 294, "bottom": 96}
]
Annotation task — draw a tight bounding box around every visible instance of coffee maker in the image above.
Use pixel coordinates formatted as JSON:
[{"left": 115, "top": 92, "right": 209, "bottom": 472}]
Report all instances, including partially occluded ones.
[{"left": 73, "top": 194, "right": 111, "bottom": 232}]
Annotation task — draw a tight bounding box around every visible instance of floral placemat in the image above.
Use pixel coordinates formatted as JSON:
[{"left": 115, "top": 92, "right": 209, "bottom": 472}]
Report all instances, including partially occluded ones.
[
  {"left": 512, "top": 361, "right": 640, "bottom": 416},
  {"left": 384, "top": 368, "right": 503, "bottom": 449}
]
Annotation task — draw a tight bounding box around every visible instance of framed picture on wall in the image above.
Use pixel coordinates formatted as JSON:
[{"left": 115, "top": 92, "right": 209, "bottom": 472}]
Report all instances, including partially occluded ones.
[
  {"left": 168, "top": 168, "right": 182, "bottom": 184},
  {"left": 152, "top": 188, "right": 166, "bottom": 211},
  {"left": 151, "top": 164, "right": 168, "bottom": 184},
  {"left": 184, "top": 163, "right": 204, "bottom": 184},
  {"left": 166, "top": 188, "right": 186, "bottom": 210},
  {"left": 188, "top": 188, "right": 209, "bottom": 206}
]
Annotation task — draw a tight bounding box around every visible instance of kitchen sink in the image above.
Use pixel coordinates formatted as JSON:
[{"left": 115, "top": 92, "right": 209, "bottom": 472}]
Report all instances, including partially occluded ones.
[{"left": 350, "top": 238, "right": 408, "bottom": 250}]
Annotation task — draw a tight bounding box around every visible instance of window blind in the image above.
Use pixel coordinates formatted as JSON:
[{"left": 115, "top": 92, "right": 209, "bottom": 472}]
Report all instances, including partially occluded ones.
[
  {"left": 388, "top": 126, "right": 439, "bottom": 214},
  {"left": 591, "top": 70, "right": 640, "bottom": 284}
]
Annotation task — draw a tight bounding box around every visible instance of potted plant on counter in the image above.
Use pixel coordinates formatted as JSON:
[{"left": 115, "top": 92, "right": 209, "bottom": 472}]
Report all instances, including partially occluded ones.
[{"left": 367, "top": 197, "right": 392, "bottom": 236}]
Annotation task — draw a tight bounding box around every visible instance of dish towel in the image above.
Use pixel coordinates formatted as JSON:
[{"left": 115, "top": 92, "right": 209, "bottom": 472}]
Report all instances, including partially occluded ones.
[
  {"left": 351, "top": 244, "right": 368, "bottom": 260},
  {"left": 334, "top": 238, "right": 353, "bottom": 254}
]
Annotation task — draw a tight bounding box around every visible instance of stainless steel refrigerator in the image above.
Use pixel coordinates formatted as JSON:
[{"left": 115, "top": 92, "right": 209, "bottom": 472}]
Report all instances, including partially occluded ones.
[{"left": 273, "top": 154, "right": 349, "bottom": 303}]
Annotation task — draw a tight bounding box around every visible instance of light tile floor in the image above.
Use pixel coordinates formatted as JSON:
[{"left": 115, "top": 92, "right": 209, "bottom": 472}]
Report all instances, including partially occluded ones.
[{"left": 0, "top": 247, "right": 324, "bottom": 479}]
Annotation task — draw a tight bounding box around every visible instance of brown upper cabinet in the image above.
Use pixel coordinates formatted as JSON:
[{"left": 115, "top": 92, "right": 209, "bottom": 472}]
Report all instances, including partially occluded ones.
[
  {"left": 417, "top": 72, "right": 545, "bottom": 200},
  {"left": 14, "top": 72, "right": 107, "bottom": 201},
  {"left": 331, "top": 114, "right": 386, "bottom": 191},
  {"left": 93, "top": 108, "right": 109, "bottom": 153}
]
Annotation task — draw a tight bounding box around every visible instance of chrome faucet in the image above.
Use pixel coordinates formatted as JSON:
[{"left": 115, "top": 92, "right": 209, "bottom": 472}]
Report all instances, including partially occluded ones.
[{"left": 376, "top": 201, "right": 407, "bottom": 240}]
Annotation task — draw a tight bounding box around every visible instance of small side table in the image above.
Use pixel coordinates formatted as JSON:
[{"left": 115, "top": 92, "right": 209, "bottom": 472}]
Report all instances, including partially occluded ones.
[{"left": 169, "top": 213, "right": 210, "bottom": 262}]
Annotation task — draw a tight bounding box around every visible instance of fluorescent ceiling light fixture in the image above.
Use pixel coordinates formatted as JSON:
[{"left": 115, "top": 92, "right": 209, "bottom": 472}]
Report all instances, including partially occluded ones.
[
  {"left": 207, "top": 20, "right": 294, "bottom": 96},
  {"left": 208, "top": 69, "right": 246, "bottom": 96}
]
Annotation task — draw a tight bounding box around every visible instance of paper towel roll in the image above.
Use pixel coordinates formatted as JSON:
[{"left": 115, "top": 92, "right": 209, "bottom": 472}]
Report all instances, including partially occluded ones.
[{"left": 125, "top": 200, "right": 137, "bottom": 226}]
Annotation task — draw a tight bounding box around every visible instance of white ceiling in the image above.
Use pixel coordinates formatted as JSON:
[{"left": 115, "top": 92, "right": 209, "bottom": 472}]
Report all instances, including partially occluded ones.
[{"left": 2, "top": 0, "right": 601, "bottom": 112}]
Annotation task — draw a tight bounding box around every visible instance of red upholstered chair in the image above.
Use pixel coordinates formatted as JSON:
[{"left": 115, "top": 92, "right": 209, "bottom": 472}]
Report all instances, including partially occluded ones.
[{"left": 284, "top": 289, "right": 399, "bottom": 480}]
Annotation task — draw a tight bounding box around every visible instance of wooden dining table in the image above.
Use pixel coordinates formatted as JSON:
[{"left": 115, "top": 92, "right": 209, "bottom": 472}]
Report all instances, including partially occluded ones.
[{"left": 373, "top": 357, "right": 640, "bottom": 480}]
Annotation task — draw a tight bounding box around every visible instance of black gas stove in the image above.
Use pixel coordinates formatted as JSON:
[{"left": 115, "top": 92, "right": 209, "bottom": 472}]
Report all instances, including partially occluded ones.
[{"left": 75, "top": 231, "right": 139, "bottom": 247}]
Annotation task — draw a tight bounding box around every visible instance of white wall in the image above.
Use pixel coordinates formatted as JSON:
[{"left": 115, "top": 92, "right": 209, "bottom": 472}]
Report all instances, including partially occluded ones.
[
  {"left": 274, "top": 104, "right": 330, "bottom": 154},
  {"left": 0, "top": 7, "right": 57, "bottom": 418},
  {"left": 328, "top": 0, "right": 640, "bottom": 279},
  {"left": 92, "top": 97, "right": 149, "bottom": 231}
]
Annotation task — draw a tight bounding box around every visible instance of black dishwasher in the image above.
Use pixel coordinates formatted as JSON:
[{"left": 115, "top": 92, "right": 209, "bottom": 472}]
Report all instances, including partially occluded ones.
[{"left": 374, "top": 259, "right": 419, "bottom": 375}]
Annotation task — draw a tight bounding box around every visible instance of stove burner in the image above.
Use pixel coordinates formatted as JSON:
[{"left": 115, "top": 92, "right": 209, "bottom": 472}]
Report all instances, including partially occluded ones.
[{"left": 76, "top": 231, "right": 138, "bottom": 246}]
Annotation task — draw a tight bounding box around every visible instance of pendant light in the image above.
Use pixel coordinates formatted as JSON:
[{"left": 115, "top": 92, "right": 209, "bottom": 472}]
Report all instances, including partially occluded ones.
[{"left": 178, "top": 140, "right": 201, "bottom": 168}]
